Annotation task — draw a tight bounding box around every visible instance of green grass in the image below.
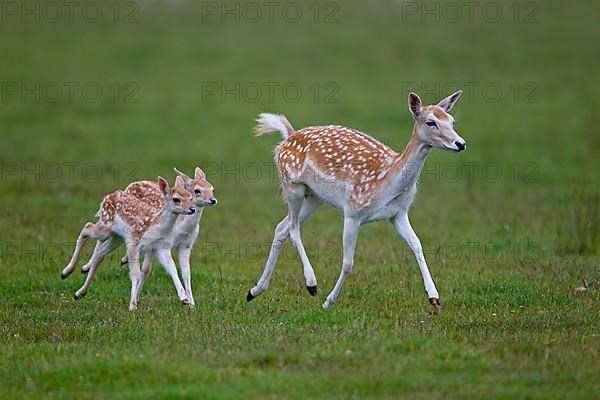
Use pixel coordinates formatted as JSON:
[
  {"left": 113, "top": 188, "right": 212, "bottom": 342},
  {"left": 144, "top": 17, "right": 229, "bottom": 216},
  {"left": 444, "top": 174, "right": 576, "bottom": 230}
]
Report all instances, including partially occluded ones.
[{"left": 1, "top": 0, "right": 599, "bottom": 398}]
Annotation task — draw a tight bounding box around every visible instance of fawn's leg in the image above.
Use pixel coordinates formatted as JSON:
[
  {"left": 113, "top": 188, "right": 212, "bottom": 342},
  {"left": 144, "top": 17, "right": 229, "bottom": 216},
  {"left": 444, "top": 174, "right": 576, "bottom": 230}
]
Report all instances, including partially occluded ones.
[
  {"left": 127, "top": 244, "right": 142, "bottom": 311},
  {"left": 155, "top": 249, "right": 189, "bottom": 305},
  {"left": 323, "top": 216, "right": 360, "bottom": 309},
  {"left": 177, "top": 246, "right": 195, "bottom": 306},
  {"left": 81, "top": 236, "right": 121, "bottom": 274},
  {"left": 391, "top": 213, "right": 440, "bottom": 308},
  {"left": 62, "top": 222, "right": 97, "bottom": 279},
  {"left": 132, "top": 252, "right": 154, "bottom": 303},
  {"left": 248, "top": 195, "right": 322, "bottom": 300},
  {"left": 120, "top": 254, "right": 129, "bottom": 266},
  {"left": 74, "top": 235, "right": 121, "bottom": 300}
]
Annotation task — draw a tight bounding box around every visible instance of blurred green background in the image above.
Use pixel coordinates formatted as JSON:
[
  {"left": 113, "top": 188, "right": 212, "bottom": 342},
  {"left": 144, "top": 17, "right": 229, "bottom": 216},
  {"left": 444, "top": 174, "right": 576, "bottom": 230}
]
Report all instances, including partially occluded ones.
[{"left": 1, "top": 0, "right": 599, "bottom": 398}]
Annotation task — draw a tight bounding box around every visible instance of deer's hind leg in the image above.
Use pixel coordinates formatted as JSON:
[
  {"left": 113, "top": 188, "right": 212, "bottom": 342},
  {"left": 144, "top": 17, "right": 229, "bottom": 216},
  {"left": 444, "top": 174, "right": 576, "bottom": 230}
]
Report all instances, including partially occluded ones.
[
  {"left": 286, "top": 185, "right": 319, "bottom": 294},
  {"left": 75, "top": 234, "right": 122, "bottom": 300},
  {"left": 248, "top": 190, "right": 322, "bottom": 300},
  {"left": 61, "top": 222, "right": 111, "bottom": 279}
]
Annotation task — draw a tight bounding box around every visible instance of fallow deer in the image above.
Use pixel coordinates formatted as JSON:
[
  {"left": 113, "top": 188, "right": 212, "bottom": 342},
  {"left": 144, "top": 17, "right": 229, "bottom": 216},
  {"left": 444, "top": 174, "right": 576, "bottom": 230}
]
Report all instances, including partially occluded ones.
[
  {"left": 61, "top": 176, "right": 196, "bottom": 311},
  {"left": 247, "top": 91, "right": 466, "bottom": 309},
  {"left": 114, "top": 167, "right": 217, "bottom": 306}
]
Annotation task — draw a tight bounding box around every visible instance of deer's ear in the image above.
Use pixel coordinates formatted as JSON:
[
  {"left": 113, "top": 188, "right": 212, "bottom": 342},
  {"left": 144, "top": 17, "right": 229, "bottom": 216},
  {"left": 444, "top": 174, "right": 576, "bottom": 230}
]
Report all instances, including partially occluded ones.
[
  {"left": 157, "top": 176, "right": 170, "bottom": 196},
  {"left": 195, "top": 167, "right": 206, "bottom": 180},
  {"left": 408, "top": 92, "right": 422, "bottom": 119},
  {"left": 175, "top": 175, "right": 187, "bottom": 189},
  {"left": 173, "top": 168, "right": 191, "bottom": 189},
  {"left": 437, "top": 90, "right": 463, "bottom": 112}
]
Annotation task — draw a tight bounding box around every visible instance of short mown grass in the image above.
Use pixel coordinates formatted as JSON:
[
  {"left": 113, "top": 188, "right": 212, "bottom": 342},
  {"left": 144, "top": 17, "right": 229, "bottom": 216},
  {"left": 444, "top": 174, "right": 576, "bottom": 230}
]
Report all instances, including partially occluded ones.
[{"left": 1, "top": 0, "right": 599, "bottom": 398}]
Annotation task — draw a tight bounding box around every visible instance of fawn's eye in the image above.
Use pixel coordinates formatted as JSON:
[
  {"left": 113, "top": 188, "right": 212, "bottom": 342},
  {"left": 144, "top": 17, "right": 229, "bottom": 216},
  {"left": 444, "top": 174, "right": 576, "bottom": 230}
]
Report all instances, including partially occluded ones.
[
  {"left": 173, "top": 198, "right": 181, "bottom": 204},
  {"left": 194, "top": 189, "right": 201, "bottom": 194},
  {"left": 426, "top": 121, "right": 437, "bottom": 127}
]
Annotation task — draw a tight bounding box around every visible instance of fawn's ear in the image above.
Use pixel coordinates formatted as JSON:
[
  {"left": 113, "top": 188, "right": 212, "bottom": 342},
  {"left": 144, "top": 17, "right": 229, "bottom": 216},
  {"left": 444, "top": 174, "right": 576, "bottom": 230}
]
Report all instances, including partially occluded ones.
[
  {"left": 437, "top": 90, "right": 463, "bottom": 112},
  {"left": 157, "top": 176, "right": 170, "bottom": 196},
  {"left": 195, "top": 167, "right": 206, "bottom": 180},
  {"left": 408, "top": 92, "right": 422, "bottom": 119},
  {"left": 175, "top": 175, "right": 187, "bottom": 189},
  {"left": 173, "top": 168, "right": 191, "bottom": 189}
]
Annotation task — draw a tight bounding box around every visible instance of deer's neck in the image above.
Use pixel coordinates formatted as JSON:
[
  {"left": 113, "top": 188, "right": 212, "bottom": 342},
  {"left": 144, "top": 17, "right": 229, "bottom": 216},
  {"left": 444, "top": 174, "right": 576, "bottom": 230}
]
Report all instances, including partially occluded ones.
[
  {"left": 179, "top": 207, "right": 203, "bottom": 229},
  {"left": 384, "top": 126, "right": 431, "bottom": 197},
  {"left": 153, "top": 206, "right": 179, "bottom": 234}
]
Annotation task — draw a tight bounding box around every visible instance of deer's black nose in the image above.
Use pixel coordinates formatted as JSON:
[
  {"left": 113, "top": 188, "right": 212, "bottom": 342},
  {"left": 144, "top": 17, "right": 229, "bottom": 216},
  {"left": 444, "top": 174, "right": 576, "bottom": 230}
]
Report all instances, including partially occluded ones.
[
  {"left": 455, "top": 141, "right": 466, "bottom": 151},
  {"left": 210, "top": 198, "right": 217, "bottom": 205}
]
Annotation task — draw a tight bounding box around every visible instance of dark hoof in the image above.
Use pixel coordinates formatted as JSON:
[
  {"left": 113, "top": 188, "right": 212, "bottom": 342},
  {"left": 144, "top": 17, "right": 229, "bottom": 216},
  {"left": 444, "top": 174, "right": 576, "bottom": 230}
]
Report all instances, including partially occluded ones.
[
  {"left": 429, "top": 298, "right": 442, "bottom": 308},
  {"left": 74, "top": 292, "right": 83, "bottom": 300},
  {"left": 120, "top": 260, "right": 128, "bottom": 266},
  {"left": 246, "top": 289, "right": 256, "bottom": 302},
  {"left": 182, "top": 298, "right": 190, "bottom": 305},
  {"left": 81, "top": 269, "right": 88, "bottom": 275},
  {"left": 307, "top": 285, "right": 318, "bottom": 296},
  {"left": 61, "top": 273, "right": 67, "bottom": 280}
]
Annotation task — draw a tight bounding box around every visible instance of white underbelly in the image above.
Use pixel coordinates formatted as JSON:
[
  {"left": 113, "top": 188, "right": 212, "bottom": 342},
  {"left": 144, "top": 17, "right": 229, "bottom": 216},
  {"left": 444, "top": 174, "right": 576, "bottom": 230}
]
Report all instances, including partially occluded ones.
[{"left": 304, "top": 180, "right": 346, "bottom": 210}]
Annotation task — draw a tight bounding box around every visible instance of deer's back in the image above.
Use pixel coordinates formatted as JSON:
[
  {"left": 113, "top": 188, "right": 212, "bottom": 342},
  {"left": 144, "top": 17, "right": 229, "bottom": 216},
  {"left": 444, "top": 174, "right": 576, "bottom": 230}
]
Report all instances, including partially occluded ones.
[
  {"left": 99, "top": 191, "right": 160, "bottom": 239},
  {"left": 276, "top": 125, "right": 398, "bottom": 209},
  {"left": 124, "top": 181, "right": 165, "bottom": 209}
]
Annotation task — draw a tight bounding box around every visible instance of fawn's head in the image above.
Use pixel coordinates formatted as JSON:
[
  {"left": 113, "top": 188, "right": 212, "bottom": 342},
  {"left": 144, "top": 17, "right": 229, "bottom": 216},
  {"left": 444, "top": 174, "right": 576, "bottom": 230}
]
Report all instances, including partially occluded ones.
[
  {"left": 157, "top": 176, "right": 196, "bottom": 215},
  {"left": 174, "top": 167, "right": 217, "bottom": 207},
  {"left": 409, "top": 91, "right": 466, "bottom": 152}
]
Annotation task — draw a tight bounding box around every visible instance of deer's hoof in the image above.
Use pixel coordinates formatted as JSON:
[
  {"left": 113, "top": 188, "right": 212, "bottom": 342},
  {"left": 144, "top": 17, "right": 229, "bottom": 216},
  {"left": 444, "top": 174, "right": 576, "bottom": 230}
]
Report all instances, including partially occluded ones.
[
  {"left": 120, "top": 259, "right": 128, "bottom": 266},
  {"left": 246, "top": 289, "right": 256, "bottom": 302},
  {"left": 80, "top": 268, "right": 89, "bottom": 275},
  {"left": 429, "top": 298, "right": 442, "bottom": 309},
  {"left": 307, "top": 285, "right": 318, "bottom": 296},
  {"left": 60, "top": 272, "right": 68, "bottom": 280},
  {"left": 74, "top": 291, "right": 85, "bottom": 300},
  {"left": 181, "top": 298, "right": 190, "bottom": 306}
]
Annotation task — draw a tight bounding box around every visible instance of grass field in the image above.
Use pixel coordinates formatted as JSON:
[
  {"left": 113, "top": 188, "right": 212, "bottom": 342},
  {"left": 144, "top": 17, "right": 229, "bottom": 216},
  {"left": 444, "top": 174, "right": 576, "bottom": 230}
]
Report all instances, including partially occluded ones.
[{"left": 1, "top": 0, "right": 599, "bottom": 398}]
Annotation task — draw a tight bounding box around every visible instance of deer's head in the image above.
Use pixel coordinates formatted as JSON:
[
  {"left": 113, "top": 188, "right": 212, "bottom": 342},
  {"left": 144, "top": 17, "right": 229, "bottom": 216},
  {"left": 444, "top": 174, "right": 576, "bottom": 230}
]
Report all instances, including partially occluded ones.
[
  {"left": 174, "top": 167, "right": 217, "bottom": 207},
  {"left": 409, "top": 91, "right": 466, "bottom": 152},
  {"left": 158, "top": 176, "right": 196, "bottom": 215}
]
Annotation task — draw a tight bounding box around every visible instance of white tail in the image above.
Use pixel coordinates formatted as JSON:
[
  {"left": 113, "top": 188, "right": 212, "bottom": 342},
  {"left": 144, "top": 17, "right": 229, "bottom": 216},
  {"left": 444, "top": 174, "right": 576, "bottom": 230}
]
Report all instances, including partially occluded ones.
[
  {"left": 247, "top": 91, "right": 466, "bottom": 310},
  {"left": 254, "top": 113, "right": 295, "bottom": 139}
]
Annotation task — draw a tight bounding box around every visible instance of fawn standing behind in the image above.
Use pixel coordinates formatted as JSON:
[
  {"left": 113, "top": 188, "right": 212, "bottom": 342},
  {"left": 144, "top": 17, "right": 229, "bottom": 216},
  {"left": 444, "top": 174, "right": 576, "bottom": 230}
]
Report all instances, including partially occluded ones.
[
  {"left": 61, "top": 176, "right": 195, "bottom": 311},
  {"left": 247, "top": 91, "right": 466, "bottom": 309},
  {"left": 115, "top": 167, "right": 217, "bottom": 306}
]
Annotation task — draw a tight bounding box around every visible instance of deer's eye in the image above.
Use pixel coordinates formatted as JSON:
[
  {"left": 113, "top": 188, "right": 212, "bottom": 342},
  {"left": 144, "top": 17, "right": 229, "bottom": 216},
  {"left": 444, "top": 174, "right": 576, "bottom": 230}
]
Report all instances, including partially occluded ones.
[
  {"left": 426, "top": 121, "right": 437, "bottom": 127},
  {"left": 173, "top": 198, "right": 181, "bottom": 204},
  {"left": 194, "top": 189, "right": 201, "bottom": 194}
]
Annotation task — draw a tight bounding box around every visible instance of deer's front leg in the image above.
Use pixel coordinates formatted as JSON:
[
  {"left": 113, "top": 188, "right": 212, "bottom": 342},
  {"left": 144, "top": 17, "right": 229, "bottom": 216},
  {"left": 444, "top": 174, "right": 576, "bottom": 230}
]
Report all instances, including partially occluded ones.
[
  {"left": 323, "top": 217, "right": 360, "bottom": 309},
  {"left": 155, "top": 249, "right": 189, "bottom": 305},
  {"left": 392, "top": 213, "right": 440, "bottom": 308},
  {"left": 132, "top": 252, "right": 154, "bottom": 304},
  {"left": 127, "top": 244, "right": 142, "bottom": 311},
  {"left": 177, "top": 246, "right": 195, "bottom": 306}
]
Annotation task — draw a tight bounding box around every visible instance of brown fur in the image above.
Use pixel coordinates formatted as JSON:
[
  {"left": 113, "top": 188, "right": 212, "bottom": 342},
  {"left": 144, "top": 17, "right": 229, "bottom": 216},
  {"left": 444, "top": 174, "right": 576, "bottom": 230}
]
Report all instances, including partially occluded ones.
[
  {"left": 276, "top": 125, "right": 400, "bottom": 208},
  {"left": 432, "top": 106, "right": 450, "bottom": 120},
  {"left": 99, "top": 191, "right": 164, "bottom": 239},
  {"left": 124, "top": 181, "right": 164, "bottom": 209}
]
